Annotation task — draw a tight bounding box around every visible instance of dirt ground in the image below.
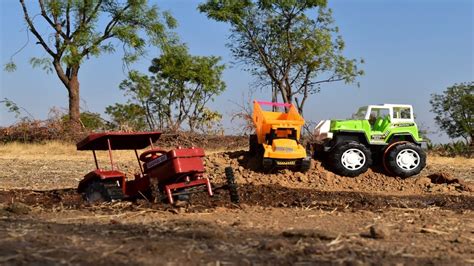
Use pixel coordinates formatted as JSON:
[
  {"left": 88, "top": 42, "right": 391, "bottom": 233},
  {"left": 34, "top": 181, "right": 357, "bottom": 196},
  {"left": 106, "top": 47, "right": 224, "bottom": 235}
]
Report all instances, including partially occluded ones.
[{"left": 0, "top": 141, "right": 473, "bottom": 265}]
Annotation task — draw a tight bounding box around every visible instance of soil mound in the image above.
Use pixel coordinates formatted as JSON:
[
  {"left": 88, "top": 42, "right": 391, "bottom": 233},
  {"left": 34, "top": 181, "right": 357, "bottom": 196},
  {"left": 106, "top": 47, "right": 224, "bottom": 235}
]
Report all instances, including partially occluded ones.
[{"left": 204, "top": 151, "right": 472, "bottom": 195}]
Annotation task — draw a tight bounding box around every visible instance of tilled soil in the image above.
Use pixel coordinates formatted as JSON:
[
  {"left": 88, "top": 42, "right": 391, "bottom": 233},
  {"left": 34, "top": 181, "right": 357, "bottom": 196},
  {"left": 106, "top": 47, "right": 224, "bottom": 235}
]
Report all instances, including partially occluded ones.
[{"left": 0, "top": 145, "right": 473, "bottom": 265}]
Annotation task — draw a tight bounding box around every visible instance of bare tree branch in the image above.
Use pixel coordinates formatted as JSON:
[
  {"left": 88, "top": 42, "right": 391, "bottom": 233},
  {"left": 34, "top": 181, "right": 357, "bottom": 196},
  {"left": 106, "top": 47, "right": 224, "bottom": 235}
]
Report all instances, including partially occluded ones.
[{"left": 19, "top": 0, "right": 56, "bottom": 58}]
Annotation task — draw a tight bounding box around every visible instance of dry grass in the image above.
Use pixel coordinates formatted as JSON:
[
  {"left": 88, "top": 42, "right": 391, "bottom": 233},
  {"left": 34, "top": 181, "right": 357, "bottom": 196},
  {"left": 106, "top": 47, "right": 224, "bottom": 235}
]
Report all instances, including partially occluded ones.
[
  {"left": 0, "top": 142, "right": 146, "bottom": 190},
  {"left": 0, "top": 141, "right": 242, "bottom": 160},
  {"left": 427, "top": 155, "right": 474, "bottom": 168},
  {"left": 1, "top": 142, "right": 472, "bottom": 191},
  {"left": 0, "top": 141, "right": 143, "bottom": 162},
  {"left": 0, "top": 141, "right": 77, "bottom": 156},
  {"left": 2, "top": 141, "right": 473, "bottom": 164}
]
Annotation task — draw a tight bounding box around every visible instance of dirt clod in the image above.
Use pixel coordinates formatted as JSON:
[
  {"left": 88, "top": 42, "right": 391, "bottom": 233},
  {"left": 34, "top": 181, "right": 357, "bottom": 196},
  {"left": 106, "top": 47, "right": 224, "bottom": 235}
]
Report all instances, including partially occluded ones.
[
  {"left": 261, "top": 239, "right": 287, "bottom": 251},
  {"left": 5, "top": 202, "right": 31, "bottom": 215},
  {"left": 364, "top": 224, "right": 390, "bottom": 239}
]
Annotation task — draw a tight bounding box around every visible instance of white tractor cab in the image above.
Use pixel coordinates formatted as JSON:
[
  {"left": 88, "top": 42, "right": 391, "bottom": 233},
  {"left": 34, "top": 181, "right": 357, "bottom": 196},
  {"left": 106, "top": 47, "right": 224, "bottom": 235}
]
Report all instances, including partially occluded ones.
[
  {"left": 353, "top": 104, "right": 414, "bottom": 125},
  {"left": 312, "top": 104, "right": 426, "bottom": 178}
]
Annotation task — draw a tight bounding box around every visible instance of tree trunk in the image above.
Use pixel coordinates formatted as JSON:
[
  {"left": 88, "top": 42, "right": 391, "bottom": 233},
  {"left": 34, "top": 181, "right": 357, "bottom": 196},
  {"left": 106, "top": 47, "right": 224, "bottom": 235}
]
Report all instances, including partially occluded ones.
[
  {"left": 271, "top": 81, "right": 278, "bottom": 111},
  {"left": 68, "top": 75, "right": 81, "bottom": 129}
]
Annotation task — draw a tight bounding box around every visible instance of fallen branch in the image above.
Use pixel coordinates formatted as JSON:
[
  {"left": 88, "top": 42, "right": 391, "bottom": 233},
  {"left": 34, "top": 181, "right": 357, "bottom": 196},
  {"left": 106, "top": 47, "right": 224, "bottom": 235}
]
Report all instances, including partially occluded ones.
[{"left": 420, "top": 228, "right": 448, "bottom": 235}]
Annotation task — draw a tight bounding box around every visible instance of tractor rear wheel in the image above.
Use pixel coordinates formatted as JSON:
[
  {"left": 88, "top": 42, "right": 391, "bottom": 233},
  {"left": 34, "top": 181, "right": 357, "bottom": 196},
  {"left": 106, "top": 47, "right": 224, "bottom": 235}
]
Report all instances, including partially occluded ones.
[
  {"left": 225, "top": 167, "right": 240, "bottom": 204},
  {"left": 384, "top": 142, "right": 426, "bottom": 178},
  {"left": 329, "top": 141, "right": 372, "bottom": 177},
  {"left": 84, "top": 180, "right": 124, "bottom": 203}
]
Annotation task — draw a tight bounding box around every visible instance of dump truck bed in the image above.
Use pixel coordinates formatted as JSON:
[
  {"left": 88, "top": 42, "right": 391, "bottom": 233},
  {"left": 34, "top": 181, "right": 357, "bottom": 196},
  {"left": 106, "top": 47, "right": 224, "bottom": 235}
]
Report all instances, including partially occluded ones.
[{"left": 252, "top": 101, "right": 304, "bottom": 144}]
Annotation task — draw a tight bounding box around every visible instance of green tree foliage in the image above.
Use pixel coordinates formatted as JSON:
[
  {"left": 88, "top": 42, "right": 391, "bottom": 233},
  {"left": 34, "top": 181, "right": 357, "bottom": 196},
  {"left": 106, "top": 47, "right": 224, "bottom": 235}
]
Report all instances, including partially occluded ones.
[
  {"left": 1, "top": 98, "right": 21, "bottom": 117},
  {"left": 199, "top": 0, "right": 363, "bottom": 113},
  {"left": 1, "top": 98, "right": 35, "bottom": 119},
  {"left": 61, "top": 111, "right": 106, "bottom": 130},
  {"left": 105, "top": 103, "right": 148, "bottom": 131},
  {"left": 430, "top": 82, "right": 474, "bottom": 145},
  {"left": 107, "top": 44, "right": 225, "bottom": 132},
  {"left": 10, "top": 0, "right": 175, "bottom": 128}
]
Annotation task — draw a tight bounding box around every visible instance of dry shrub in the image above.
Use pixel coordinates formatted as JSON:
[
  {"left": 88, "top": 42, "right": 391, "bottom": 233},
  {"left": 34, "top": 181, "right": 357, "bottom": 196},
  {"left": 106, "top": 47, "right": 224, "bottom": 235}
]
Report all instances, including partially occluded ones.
[
  {"left": 0, "top": 118, "right": 89, "bottom": 143},
  {"left": 428, "top": 141, "right": 473, "bottom": 158}
]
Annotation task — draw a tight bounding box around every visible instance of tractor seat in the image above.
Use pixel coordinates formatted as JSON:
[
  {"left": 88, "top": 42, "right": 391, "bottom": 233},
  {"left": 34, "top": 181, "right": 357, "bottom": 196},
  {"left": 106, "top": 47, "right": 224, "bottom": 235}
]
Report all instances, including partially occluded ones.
[
  {"left": 372, "top": 116, "right": 390, "bottom": 132},
  {"left": 372, "top": 117, "right": 383, "bottom": 131},
  {"left": 373, "top": 116, "right": 390, "bottom": 132}
]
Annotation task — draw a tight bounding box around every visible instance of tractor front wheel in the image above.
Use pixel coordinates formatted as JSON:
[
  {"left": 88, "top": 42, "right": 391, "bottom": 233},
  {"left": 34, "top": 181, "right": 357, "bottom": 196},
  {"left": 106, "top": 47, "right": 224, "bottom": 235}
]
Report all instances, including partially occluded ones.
[
  {"left": 383, "top": 142, "right": 426, "bottom": 178},
  {"left": 329, "top": 141, "right": 372, "bottom": 177},
  {"left": 83, "top": 180, "right": 124, "bottom": 203}
]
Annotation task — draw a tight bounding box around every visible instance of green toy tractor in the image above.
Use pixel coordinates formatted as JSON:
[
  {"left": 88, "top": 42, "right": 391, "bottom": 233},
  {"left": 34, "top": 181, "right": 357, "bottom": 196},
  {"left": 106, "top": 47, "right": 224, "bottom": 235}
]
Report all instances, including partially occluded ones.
[{"left": 312, "top": 104, "right": 426, "bottom": 177}]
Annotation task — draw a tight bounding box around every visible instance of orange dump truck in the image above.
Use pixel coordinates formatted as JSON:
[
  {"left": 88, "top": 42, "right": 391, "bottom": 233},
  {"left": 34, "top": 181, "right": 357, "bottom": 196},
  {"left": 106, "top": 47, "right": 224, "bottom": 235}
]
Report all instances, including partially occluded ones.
[{"left": 249, "top": 101, "right": 311, "bottom": 172}]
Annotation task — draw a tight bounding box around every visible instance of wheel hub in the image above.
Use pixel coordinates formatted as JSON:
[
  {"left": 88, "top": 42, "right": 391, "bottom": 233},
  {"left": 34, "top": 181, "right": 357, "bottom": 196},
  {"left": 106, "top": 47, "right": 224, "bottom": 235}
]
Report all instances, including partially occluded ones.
[
  {"left": 396, "top": 149, "right": 420, "bottom": 170},
  {"left": 341, "top": 148, "right": 366, "bottom": 170}
]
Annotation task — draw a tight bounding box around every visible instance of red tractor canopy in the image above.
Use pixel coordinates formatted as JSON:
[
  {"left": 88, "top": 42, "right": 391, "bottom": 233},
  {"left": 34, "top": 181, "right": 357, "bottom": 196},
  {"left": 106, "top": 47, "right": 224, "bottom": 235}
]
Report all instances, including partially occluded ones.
[{"left": 76, "top": 131, "right": 162, "bottom": 150}]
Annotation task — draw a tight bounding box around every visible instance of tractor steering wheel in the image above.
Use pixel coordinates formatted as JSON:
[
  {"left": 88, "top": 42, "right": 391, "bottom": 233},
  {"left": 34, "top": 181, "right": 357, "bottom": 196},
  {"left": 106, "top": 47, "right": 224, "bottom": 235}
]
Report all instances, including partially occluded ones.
[{"left": 139, "top": 148, "right": 167, "bottom": 163}]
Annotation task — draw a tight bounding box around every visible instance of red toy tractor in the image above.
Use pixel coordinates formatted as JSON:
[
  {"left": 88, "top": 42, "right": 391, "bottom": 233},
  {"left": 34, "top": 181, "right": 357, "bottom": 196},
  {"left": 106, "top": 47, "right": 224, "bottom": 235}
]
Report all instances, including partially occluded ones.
[{"left": 76, "top": 132, "right": 239, "bottom": 204}]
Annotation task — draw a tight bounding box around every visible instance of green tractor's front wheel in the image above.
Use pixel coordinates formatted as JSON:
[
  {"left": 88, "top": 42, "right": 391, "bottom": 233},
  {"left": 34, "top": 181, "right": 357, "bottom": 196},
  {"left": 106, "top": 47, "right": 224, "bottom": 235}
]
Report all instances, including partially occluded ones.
[
  {"left": 383, "top": 142, "right": 426, "bottom": 178},
  {"left": 329, "top": 141, "right": 372, "bottom": 177}
]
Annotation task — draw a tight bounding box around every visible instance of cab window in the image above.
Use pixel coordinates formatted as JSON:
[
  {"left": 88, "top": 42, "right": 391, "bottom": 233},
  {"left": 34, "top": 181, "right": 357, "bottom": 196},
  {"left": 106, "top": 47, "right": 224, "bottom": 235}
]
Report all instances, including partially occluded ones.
[
  {"left": 368, "top": 108, "right": 390, "bottom": 126},
  {"left": 393, "top": 107, "right": 411, "bottom": 119}
]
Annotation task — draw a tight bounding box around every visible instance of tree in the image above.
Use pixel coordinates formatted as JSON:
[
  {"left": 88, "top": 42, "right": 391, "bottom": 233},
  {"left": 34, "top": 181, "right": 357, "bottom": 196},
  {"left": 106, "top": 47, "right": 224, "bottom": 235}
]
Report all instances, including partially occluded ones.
[
  {"left": 199, "top": 0, "right": 363, "bottom": 114},
  {"left": 8, "top": 0, "right": 175, "bottom": 129},
  {"left": 430, "top": 82, "right": 474, "bottom": 145},
  {"left": 108, "top": 44, "right": 226, "bottom": 132},
  {"left": 61, "top": 111, "right": 106, "bottom": 130},
  {"left": 105, "top": 103, "right": 147, "bottom": 131}
]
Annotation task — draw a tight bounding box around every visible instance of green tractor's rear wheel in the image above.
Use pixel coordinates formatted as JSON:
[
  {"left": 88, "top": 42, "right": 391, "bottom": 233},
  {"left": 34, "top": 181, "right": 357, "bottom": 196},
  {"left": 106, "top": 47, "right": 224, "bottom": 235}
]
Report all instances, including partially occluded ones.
[
  {"left": 329, "top": 141, "right": 372, "bottom": 177},
  {"left": 383, "top": 142, "right": 426, "bottom": 178}
]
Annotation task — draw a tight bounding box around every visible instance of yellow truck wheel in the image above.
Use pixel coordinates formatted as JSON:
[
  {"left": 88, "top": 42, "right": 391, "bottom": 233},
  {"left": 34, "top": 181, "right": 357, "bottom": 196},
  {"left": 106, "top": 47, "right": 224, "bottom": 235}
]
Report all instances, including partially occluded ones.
[
  {"left": 249, "top": 134, "right": 259, "bottom": 155},
  {"left": 262, "top": 158, "right": 273, "bottom": 172}
]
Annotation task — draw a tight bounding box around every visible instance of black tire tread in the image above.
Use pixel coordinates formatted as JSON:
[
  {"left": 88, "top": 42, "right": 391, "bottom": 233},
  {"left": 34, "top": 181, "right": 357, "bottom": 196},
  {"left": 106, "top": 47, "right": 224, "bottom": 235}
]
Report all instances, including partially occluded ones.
[
  {"left": 249, "top": 134, "right": 259, "bottom": 155},
  {"left": 385, "top": 143, "right": 426, "bottom": 178},
  {"left": 328, "top": 141, "right": 372, "bottom": 177},
  {"left": 299, "top": 158, "right": 312, "bottom": 173},
  {"left": 225, "top": 167, "right": 240, "bottom": 204},
  {"left": 84, "top": 180, "right": 124, "bottom": 203}
]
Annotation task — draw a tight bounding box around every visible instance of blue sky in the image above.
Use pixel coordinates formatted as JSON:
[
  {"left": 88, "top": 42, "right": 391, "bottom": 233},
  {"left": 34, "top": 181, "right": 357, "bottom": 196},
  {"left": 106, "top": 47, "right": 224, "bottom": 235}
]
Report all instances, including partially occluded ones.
[{"left": 1, "top": 0, "right": 473, "bottom": 143}]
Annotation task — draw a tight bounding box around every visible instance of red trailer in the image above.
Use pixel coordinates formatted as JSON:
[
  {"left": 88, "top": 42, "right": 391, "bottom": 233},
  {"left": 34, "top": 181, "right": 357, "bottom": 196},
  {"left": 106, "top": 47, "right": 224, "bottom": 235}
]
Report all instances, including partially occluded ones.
[{"left": 76, "top": 132, "right": 239, "bottom": 204}]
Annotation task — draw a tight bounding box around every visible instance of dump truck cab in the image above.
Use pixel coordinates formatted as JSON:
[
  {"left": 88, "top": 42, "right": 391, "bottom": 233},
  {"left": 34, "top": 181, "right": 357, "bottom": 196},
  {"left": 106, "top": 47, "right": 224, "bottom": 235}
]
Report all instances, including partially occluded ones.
[
  {"left": 250, "top": 101, "right": 311, "bottom": 172},
  {"left": 263, "top": 127, "right": 307, "bottom": 160}
]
